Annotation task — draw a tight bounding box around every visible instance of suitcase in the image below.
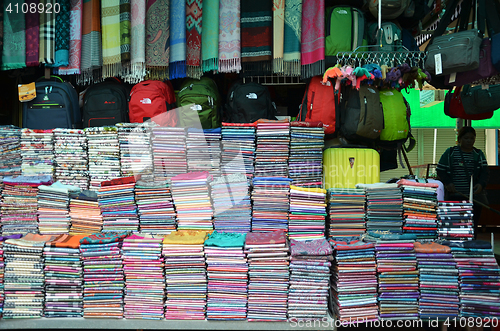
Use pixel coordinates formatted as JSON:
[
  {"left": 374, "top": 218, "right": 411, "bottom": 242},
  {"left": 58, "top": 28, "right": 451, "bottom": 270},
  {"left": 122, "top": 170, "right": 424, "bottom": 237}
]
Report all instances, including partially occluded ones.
[{"left": 323, "top": 147, "right": 380, "bottom": 189}]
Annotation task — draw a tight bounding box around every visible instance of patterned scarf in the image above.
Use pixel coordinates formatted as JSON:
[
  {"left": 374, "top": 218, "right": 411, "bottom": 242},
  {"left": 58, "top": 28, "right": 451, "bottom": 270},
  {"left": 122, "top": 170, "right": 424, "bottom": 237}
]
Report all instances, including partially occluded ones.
[
  {"left": 101, "top": 0, "right": 121, "bottom": 78},
  {"left": 300, "top": 0, "right": 324, "bottom": 79},
  {"left": 54, "top": 0, "right": 71, "bottom": 67},
  {"left": 25, "top": 0, "right": 39, "bottom": 67},
  {"left": 201, "top": 0, "right": 218, "bottom": 72},
  {"left": 39, "top": 0, "right": 56, "bottom": 65},
  {"left": 0, "top": 0, "right": 3, "bottom": 64},
  {"left": 145, "top": 0, "right": 169, "bottom": 80},
  {"left": 240, "top": 0, "right": 272, "bottom": 76},
  {"left": 218, "top": 0, "right": 241, "bottom": 73},
  {"left": 79, "top": 0, "right": 102, "bottom": 84},
  {"left": 57, "top": 0, "right": 83, "bottom": 75},
  {"left": 120, "top": 0, "right": 131, "bottom": 69},
  {"left": 1, "top": 0, "right": 25, "bottom": 70},
  {"left": 169, "top": 0, "right": 186, "bottom": 79},
  {"left": 127, "top": 0, "right": 145, "bottom": 83},
  {"left": 186, "top": 0, "right": 202, "bottom": 79},
  {"left": 273, "top": 0, "right": 285, "bottom": 74},
  {"left": 283, "top": 0, "right": 302, "bottom": 76}
]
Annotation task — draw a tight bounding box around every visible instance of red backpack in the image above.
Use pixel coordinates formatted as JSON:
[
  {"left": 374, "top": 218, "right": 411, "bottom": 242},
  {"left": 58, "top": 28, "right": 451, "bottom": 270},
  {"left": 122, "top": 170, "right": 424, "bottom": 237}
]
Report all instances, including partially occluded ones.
[
  {"left": 299, "top": 75, "right": 340, "bottom": 135},
  {"left": 129, "top": 80, "right": 178, "bottom": 126}
]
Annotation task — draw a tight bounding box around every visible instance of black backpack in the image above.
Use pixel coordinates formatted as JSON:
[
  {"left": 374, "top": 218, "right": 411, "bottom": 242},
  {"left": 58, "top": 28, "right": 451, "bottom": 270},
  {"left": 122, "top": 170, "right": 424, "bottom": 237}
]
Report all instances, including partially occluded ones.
[
  {"left": 82, "top": 77, "right": 131, "bottom": 128},
  {"left": 224, "top": 81, "right": 276, "bottom": 123}
]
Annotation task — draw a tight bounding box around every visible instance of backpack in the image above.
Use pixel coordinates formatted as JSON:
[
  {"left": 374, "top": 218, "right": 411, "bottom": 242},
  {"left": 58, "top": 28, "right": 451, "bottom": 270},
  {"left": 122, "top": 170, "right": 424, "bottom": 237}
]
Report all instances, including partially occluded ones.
[
  {"left": 367, "top": 0, "right": 410, "bottom": 19},
  {"left": 225, "top": 81, "right": 276, "bottom": 123},
  {"left": 176, "top": 77, "right": 221, "bottom": 129},
  {"left": 82, "top": 78, "right": 131, "bottom": 128},
  {"left": 378, "top": 88, "right": 409, "bottom": 145},
  {"left": 401, "top": 28, "right": 419, "bottom": 51},
  {"left": 23, "top": 76, "right": 81, "bottom": 130},
  {"left": 325, "top": 6, "right": 367, "bottom": 67},
  {"left": 298, "top": 75, "right": 339, "bottom": 136},
  {"left": 368, "top": 21, "right": 403, "bottom": 52},
  {"left": 129, "top": 80, "right": 178, "bottom": 126}
]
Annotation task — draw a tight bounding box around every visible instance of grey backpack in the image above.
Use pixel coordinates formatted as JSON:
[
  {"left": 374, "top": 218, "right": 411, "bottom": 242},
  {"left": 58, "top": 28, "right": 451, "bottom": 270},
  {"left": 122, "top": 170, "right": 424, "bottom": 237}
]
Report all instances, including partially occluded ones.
[{"left": 366, "top": 0, "right": 410, "bottom": 19}]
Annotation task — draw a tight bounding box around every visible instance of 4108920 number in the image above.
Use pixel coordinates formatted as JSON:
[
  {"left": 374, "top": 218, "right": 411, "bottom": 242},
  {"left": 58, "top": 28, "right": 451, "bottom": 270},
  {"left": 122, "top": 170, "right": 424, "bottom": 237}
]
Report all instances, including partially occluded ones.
[{"left": 5, "top": 2, "right": 60, "bottom": 14}]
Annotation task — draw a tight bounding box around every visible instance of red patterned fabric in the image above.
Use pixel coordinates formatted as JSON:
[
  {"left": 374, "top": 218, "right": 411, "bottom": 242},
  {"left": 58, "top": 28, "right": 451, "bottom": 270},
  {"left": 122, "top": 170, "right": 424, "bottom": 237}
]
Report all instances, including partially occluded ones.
[
  {"left": 25, "top": 0, "right": 40, "bottom": 67},
  {"left": 186, "top": 0, "right": 202, "bottom": 77}
]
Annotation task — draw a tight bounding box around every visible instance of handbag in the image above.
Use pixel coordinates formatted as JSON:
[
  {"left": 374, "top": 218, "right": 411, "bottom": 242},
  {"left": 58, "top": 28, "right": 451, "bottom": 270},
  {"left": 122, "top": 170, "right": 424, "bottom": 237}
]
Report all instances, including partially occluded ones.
[
  {"left": 461, "top": 84, "right": 500, "bottom": 115},
  {"left": 444, "top": 86, "right": 494, "bottom": 120}
]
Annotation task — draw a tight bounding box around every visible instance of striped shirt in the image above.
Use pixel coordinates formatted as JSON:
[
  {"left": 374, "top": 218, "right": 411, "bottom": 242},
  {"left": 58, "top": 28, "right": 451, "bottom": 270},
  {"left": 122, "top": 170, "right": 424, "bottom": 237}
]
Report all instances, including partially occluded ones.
[{"left": 451, "top": 150, "right": 476, "bottom": 195}]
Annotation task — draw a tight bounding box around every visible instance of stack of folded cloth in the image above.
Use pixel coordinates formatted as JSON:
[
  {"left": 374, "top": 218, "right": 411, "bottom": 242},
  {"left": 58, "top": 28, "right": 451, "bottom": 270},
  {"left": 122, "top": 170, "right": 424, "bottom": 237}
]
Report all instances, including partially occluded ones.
[
  {"left": 244, "top": 231, "right": 289, "bottom": 321},
  {"left": 437, "top": 201, "right": 474, "bottom": 241},
  {"left": 98, "top": 177, "right": 139, "bottom": 232},
  {"left": 444, "top": 240, "right": 500, "bottom": 318},
  {"left": 69, "top": 191, "right": 103, "bottom": 235},
  {"left": 376, "top": 239, "right": 419, "bottom": 320},
  {"left": 220, "top": 122, "right": 256, "bottom": 179},
  {"left": 53, "top": 128, "right": 89, "bottom": 191},
  {"left": 288, "top": 121, "right": 324, "bottom": 188},
  {"left": 186, "top": 128, "right": 222, "bottom": 176},
  {"left": 20, "top": 129, "right": 54, "bottom": 177},
  {"left": 254, "top": 119, "right": 290, "bottom": 178},
  {"left": 414, "top": 242, "right": 459, "bottom": 320},
  {"left": 0, "top": 234, "right": 23, "bottom": 318},
  {"left": 0, "top": 125, "right": 22, "bottom": 177},
  {"left": 398, "top": 179, "right": 439, "bottom": 240},
  {"left": 151, "top": 127, "right": 187, "bottom": 181},
  {"left": 204, "top": 231, "right": 248, "bottom": 320},
  {"left": 288, "top": 185, "right": 327, "bottom": 241},
  {"left": 251, "top": 177, "right": 292, "bottom": 233},
  {"left": 80, "top": 232, "right": 128, "bottom": 319},
  {"left": 361, "top": 183, "right": 404, "bottom": 234},
  {"left": 135, "top": 179, "right": 177, "bottom": 235},
  {"left": 43, "top": 234, "right": 86, "bottom": 318},
  {"left": 117, "top": 123, "right": 154, "bottom": 179},
  {"left": 327, "top": 188, "right": 367, "bottom": 238},
  {"left": 38, "top": 182, "right": 79, "bottom": 235},
  {"left": 329, "top": 238, "right": 378, "bottom": 324},
  {"left": 210, "top": 174, "right": 251, "bottom": 233},
  {"left": 163, "top": 230, "right": 210, "bottom": 320},
  {"left": 122, "top": 234, "right": 165, "bottom": 319},
  {"left": 288, "top": 238, "right": 332, "bottom": 321}
]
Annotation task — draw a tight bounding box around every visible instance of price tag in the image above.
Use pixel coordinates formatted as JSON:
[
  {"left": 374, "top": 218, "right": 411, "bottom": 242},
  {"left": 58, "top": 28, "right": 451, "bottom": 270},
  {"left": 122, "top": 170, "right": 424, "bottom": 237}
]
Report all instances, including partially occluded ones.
[
  {"left": 18, "top": 82, "right": 36, "bottom": 102},
  {"left": 448, "top": 72, "right": 456, "bottom": 83},
  {"left": 482, "top": 84, "right": 489, "bottom": 89},
  {"left": 434, "top": 53, "right": 443, "bottom": 75}
]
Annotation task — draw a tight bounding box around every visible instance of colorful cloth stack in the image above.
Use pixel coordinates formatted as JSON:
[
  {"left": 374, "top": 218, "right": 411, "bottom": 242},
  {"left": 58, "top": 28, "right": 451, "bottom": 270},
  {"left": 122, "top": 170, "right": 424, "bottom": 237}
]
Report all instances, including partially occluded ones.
[
  {"left": 437, "top": 201, "right": 474, "bottom": 241},
  {"left": 398, "top": 179, "right": 439, "bottom": 240},
  {"left": 0, "top": 125, "right": 22, "bottom": 177},
  {"left": 376, "top": 241, "right": 419, "bottom": 320},
  {"left": 288, "top": 121, "right": 324, "bottom": 188},
  {"left": 20, "top": 129, "right": 54, "bottom": 176},
  {"left": 245, "top": 231, "right": 289, "bottom": 321},
  {"left": 288, "top": 238, "right": 333, "bottom": 321},
  {"left": 117, "top": 123, "right": 154, "bottom": 179},
  {"left": 251, "top": 177, "right": 292, "bottom": 233},
  {"left": 69, "top": 191, "right": 103, "bottom": 235},
  {"left": 363, "top": 183, "right": 404, "bottom": 234},
  {"left": 44, "top": 234, "right": 85, "bottom": 318},
  {"left": 210, "top": 174, "right": 251, "bottom": 233},
  {"left": 53, "top": 128, "right": 89, "bottom": 191},
  {"left": 170, "top": 172, "right": 214, "bottom": 231},
  {"left": 37, "top": 182, "right": 78, "bottom": 235},
  {"left": 327, "top": 188, "right": 367, "bottom": 238},
  {"left": 98, "top": 177, "right": 139, "bottom": 232},
  {"left": 80, "top": 232, "right": 128, "bottom": 319},
  {"left": 288, "top": 185, "right": 327, "bottom": 240},
  {"left": 135, "top": 179, "right": 176, "bottom": 235},
  {"left": 414, "top": 242, "right": 459, "bottom": 320},
  {"left": 151, "top": 127, "right": 187, "bottom": 181},
  {"left": 0, "top": 234, "right": 22, "bottom": 318},
  {"left": 254, "top": 119, "right": 290, "bottom": 178},
  {"left": 221, "top": 123, "right": 256, "bottom": 179},
  {"left": 163, "top": 230, "right": 210, "bottom": 320},
  {"left": 122, "top": 234, "right": 164, "bottom": 319},
  {"left": 329, "top": 238, "right": 378, "bottom": 324},
  {"left": 204, "top": 231, "right": 248, "bottom": 320},
  {"left": 186, "top": 128, "right": 222, "bottom": 176},
  {"left": 85, "top": 127, "right": 121, "bottom": 192}
]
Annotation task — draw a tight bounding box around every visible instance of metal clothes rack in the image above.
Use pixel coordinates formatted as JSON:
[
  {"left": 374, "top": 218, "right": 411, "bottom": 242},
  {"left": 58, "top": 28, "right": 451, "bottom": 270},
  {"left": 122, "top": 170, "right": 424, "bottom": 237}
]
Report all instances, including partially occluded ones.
[{"left": 334, "top": 47, "right": 428, "bottom": 69}]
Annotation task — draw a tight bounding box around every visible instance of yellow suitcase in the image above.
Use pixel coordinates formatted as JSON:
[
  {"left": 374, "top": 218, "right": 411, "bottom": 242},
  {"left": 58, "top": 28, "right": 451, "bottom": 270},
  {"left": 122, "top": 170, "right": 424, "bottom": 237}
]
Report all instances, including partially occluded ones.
[{"left": 323, "top": 147, "right": 380, "bottom": 189}]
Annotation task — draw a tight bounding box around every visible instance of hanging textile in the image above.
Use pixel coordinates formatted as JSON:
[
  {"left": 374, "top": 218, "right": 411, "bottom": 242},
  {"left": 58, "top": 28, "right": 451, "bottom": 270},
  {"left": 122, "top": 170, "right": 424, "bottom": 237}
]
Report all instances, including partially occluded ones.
[
  {"left": 240, "top": 0, "right": 272, "bottom": 76},
  {"left": 283, "top": 0, "right": 302, "bottom": 76},
  {"left": 170, "top": 0, "right": 186, "bottom": 79},
  {"left": 273, "top": 0, "right": 285, "bottom": 74},
  {"left": 57, "top": 0, "right": 83, "bottom": 76},
  {"left": 146, "top": 0, "right": 169, "bottom": 80},
  {"left": 186, "top": 0, "right": 203, "bottom": 79},
  {"left": 218, "top": 0, "right": 241, "bottom": 73},
  {"left": 79, "top": 0, "right": 101, "bottom": 84},
  {"left": 101, "top": 0, "right": 121, "bottom": 78},
  {"left": 120, "top": 0, "right": 131, "bottom": 73},
  {"left": 0, "top": 0, "right": 3, "bottom": 65},
  {"left": 300, "top": 0, "right": 324, "bottom": 79},
  {"left": 1, "top": 0, "right": 25, "bottom": 70},
  {"left": 53, "top": 0, "right": 70, "bottom": 67},
  {"left": 39, "top": 0, "right": 55, "bottom": 65},
  {"left": 201, "top": 0, "right": 218, "bottom": 72},
  {"left": 126, "top": 0, "right": 145, "bottom": 83},
  {"left": 25, "top": 0, "right": 39, "bottom": 67}
]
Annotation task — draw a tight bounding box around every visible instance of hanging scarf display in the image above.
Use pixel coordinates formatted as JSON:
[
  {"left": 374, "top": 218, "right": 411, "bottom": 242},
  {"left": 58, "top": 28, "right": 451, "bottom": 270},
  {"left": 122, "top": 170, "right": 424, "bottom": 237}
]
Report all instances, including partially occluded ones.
[
  {"left": 300, "top": 0, "right": 324, "bottom": 79},
  {"left": 201, "top": 0, "right": 218, "bottom": 73},
  {"left": 169, "top": 0, "right": 186, "bottom": 79},
  {"left": 120, "top": 0, "right": 131, "bottom": 72},
  {"left": 273, "top": 0, "right": 285, "bottom": 74},
  {"left": 53, "top": 0, "right": 70, "bottom": 67},
  {"left": 218, "top": 0, "right": 241, "bottom": 73},
  {"left": 186, "top": 0, "right": 202, "bottom": 79},
  {"left": 145, "top": 0, "right": 169, "bottom": 80},
  {"left": 1, "top": 0, "right": 25, "bottom": 70},
  {"left": 0, "top": 0, "right": 3, "bottom": 65},
  {"left": 79, "top": 0, "right": 102, "bottom": 84},
  {"left": 25, "top": 0, "right": 39, "bottom": 67},
  {"left": 39, "top": 0, "right": 55, "bottom": 65},
  {"left": 126, "top": 0, "right": 145, "bottom": 83},
  {"left": 283, "top": 0, "right": 302, "bottom": 76},
  {"left": 101, "top": 0, "right": 121, "bottom": 78},
  {"left": 57, "top": 0, "right": 82, "bottom": 76}
]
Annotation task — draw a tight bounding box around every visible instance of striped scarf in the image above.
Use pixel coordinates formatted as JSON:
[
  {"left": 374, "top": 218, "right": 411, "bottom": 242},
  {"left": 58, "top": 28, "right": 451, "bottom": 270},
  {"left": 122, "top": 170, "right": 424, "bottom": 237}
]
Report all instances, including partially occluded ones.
[
  {"left": 39, "top": 0, "right": 56, "bottom": 65},
  {"left": 54, "top": 0, "right": 71, "bottom": 67},
  {"left": 120, "top": 0, "right": 131, "bottom": 69},
  {"left": 201, "top": 0, "right": 218, "bottom": 72},
  {"left": 57, "top": 0, "right": 83, "bottom": 76},
  {"left": 101, "top": 0, "right": 121, "bottom": 78},
  {"left": 145, "top": 0, "right": 169, "bottom": 80},
  {"left": 273, "top": 0, "right": 285, "bottom": 74},
  {"left": 126, "top": 0, "right": 146, "bottom": 83},
  {"left": 25, "top": 0, "right": 39, "bottom": 67},
  {"left": 218, "top": 0, "right": 241, "bottom": 73},
  {"left": 186, "top": 0, "right": 202, "bottom": 79},
  {"left": 169, "top": 0, "right": 186, "bottom": 79},
  {"left": 283, "top": 0, "right": 302, "bottom": 76},
  {"left": 79, "top": 0, "right": 102, "bottom": 84},
  {"left": 300, "top": 0, "right": 324, "bottom": 79}
]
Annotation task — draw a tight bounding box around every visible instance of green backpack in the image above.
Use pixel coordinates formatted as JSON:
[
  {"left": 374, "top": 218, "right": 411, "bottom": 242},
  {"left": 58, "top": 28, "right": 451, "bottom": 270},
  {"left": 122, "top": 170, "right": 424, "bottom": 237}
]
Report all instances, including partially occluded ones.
[
  {"left": 379, "top": 88, "right": 409, "bottom": 144},
  {"left": 177, "top": 77, "right": 221, "bottom": 129}
]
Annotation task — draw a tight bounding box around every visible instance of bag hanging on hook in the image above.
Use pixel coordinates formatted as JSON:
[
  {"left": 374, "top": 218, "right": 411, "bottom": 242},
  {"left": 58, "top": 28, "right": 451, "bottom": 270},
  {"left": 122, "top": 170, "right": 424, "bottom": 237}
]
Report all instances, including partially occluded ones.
[{"left": 366, "top": 0, "right": 410, "bottom": 19}]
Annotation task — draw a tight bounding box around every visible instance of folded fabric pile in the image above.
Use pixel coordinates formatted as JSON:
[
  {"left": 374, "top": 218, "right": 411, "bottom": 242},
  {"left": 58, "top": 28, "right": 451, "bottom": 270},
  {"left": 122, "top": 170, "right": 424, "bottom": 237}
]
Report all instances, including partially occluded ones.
[
  {"left": 80, "top": 232, "right": 128, "bottom": 319},
  {"left": 288, "top": 238, "right": 332, "bottom": 321},
  {"left": 186, "top": 128, "right": 222, "bottom": 176},
  {"left": 363, "top": 183, "right": 404, "bottom": 234},
  {"left": 152, "top": 127, "right": 187, "bottom": 181},
  {"left": 221, "top": 122, "right": 256, "bottom": 179},
  {"left": 38, "top": 182, "right": 78, "bottom": 235},
  {"left": 163, "top": 230, "right": 210, "bottom": 320},
  {"left": 288, "top": 185, "right": 327, "bottom": 240},
  {"left": 20, "top": 129, "right": 54, "bottom": 177},
  {"left": 327, "top": 188, "right": 366, "bottom": 238},
  {"left": 69, "top": 191, "right": 103, "bottom": 235},
  {"left": 98, "top": 177, "right": 138, "bottom": 232},
  {"left": 53, "top": 128, "right": 89, "bottom": 191},
  {"left": 44, "top": 234, "right": 85, "bottom": 318},
  {"left": 204, "top": 231, "right": 248, "bottom": 320},
  {"left": 414, "top": 242, "right": 459, "bottom": 320},
  {"left": 117, "top": 123, "right": 154, "bottom": 179},
  {"left": 122, "top": 234, "right": 164, "bottom": 319},
  {"left": 254, "top": 119, "right": 290, "bottom": 178},
  {"left": 135, "top": 179, "right": 176, "bottom": 235},
  {"left": 437, "top": 201, "right": 474, "bottom": 241},
  {"left": 329, "top": 238, "right": 378, "bottom": 324},
  {"left": 0, "top": 234, "right": 22, "bottom": 318},
  {"left": 245, "top": 231, "right": 289, "bottom": 321},
  {"left": 0, "top": 125, "right": 22, "bottom": 177},
  {"left": 210, "top": 174, "right": 251, "bottom": 233},
  {"left": 251, "top": 177, "right": 292, "bottom": 233}
]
